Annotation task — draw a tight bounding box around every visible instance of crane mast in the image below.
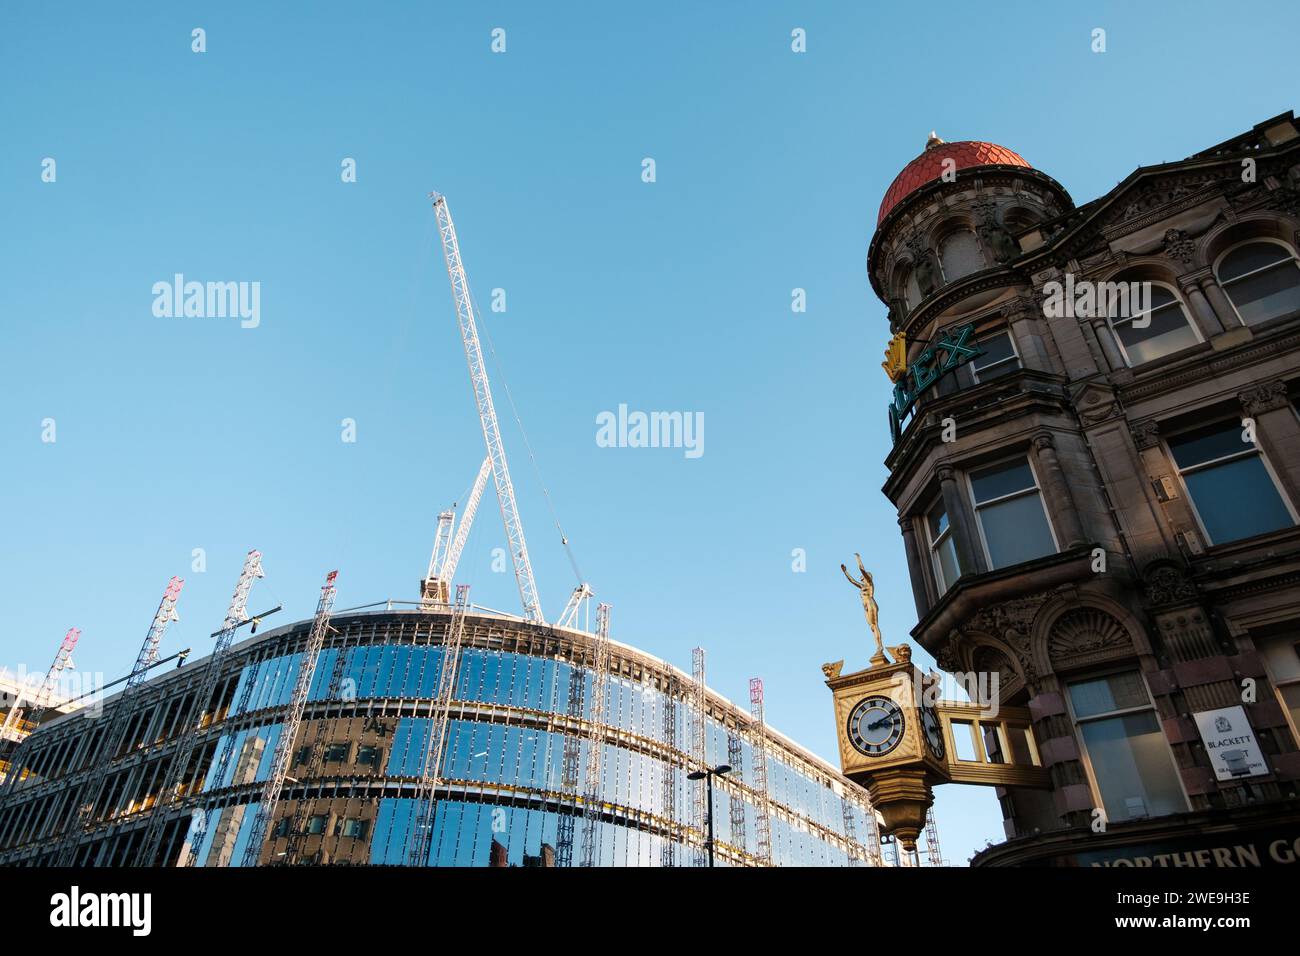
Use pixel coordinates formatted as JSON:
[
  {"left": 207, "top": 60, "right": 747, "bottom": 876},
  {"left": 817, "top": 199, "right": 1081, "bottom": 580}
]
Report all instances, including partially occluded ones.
[{"left": 430, "top": 192, "right": 544, "bottom": 624}]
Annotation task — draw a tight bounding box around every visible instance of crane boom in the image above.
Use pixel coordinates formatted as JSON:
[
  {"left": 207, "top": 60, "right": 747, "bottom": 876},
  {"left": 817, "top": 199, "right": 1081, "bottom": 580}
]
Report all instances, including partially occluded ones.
[
  {"left": 444, "top": 457, "right": 491, "bottom": 582},
  {"left": 430, "top": 192, "right": 544, "bottom": 624}
]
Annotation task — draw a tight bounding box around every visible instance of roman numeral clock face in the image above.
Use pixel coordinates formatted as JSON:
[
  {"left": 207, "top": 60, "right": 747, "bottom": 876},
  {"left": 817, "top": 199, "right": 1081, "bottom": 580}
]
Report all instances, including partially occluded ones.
[{"left": 847, "top": 695, "right": 905, "bottom": 757}]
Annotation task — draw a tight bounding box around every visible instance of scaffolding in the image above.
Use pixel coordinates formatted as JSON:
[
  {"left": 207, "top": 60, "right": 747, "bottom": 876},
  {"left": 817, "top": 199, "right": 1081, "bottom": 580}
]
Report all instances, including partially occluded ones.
[
  {"left": 578, "top": 603, "right": 611, "bottom": 867},
  {"left": 689, "top": 648, "right": 707, "bottom": 867},
  {"left": 136, "top": 551, "right": 266, "bottom": 866},
  {"left": 239, "top": 570, "right": 338, "bottom": 868},
  {"left": 726, "top": 731, "right": 746, "bottom": 859},
  {"left": 554, "top": 641, "right": 586, "bottom": 868},
  {"left": 406, "top": 585, "right": 470, "bottom": 867},
  {"left": 747, "top": 677, "right": 773, "bottom": 866},
  {"left": 52, "top": 577, "right": 183, "bottom": 867},
  {"left": 659, "top": 674, "right": 678, "bottom": 867},
  {"left": 923, "top": 806, "right": 944, "bottom": 866}
]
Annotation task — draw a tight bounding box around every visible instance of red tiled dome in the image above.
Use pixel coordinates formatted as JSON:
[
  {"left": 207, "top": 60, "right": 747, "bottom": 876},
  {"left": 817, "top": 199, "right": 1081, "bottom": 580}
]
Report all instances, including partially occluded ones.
[{"left": 877, "top": 140, "right": 1032, "bottom": 225}]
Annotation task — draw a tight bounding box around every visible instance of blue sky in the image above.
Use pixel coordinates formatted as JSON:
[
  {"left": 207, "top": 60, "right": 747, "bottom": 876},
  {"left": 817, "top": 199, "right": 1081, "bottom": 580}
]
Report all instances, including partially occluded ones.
[{"left": 3, "top": 1, "right": 1297, "bottom": 865}]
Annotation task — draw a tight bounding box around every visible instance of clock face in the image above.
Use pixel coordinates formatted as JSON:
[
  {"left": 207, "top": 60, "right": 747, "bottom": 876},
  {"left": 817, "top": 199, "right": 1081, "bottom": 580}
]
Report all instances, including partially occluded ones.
[
  {"left": 921, "top": 699, "right": 945, "bottom": 760},
  {"left": 847, "top": 695, "right": 905, "bottom": 757}
]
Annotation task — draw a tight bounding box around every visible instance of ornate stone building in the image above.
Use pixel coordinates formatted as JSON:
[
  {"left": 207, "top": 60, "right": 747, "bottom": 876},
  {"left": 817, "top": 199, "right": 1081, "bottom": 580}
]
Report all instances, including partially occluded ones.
[{"left": 872, "top": 113, "right": 1300, "bottom": 865}]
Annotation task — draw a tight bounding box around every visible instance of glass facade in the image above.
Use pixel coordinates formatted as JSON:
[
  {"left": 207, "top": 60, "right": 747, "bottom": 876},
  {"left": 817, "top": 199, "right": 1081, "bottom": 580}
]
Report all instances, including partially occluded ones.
[{"left": 0, "top": 611, "right": 884, "bottom": 868}]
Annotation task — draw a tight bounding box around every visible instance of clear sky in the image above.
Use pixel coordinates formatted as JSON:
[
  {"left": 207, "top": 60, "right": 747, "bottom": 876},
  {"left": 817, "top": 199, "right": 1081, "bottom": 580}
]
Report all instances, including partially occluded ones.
[{"left": 3, "top": 1, "right": 1298, "bottom": 866}]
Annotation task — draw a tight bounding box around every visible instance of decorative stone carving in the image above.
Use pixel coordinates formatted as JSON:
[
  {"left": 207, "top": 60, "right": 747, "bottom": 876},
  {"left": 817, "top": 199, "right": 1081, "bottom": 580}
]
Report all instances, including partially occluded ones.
[
  {"left": 972, "top": 201, "right": 1020, "bottom": 264},
  {"left": 1163, "top": 228, "right": 1197, "bottom": 265},
  {"left": 1130, "top": 419, "right": 1161, "bottom": 450},
  {"left": 1047, "top": 608, "right": 1131, "bottom": 668},
  {"left": 935, "top": 629, "right": 963, "bottom": 673},
  {"left": 1238, "top": 380, "right": 1291, "bottom": 416},
  {"left": 1143, "top": 557, "right": 1198, "bottom": 607},
  {"left": 962, "top": 592, "right": 1056, "bottom": 682}
]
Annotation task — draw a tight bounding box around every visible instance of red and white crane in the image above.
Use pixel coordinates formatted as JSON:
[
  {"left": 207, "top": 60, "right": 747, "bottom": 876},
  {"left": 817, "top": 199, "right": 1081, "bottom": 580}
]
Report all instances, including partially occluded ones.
[{"left": 1, "top": 627, "right": 80, "bottom": 740}]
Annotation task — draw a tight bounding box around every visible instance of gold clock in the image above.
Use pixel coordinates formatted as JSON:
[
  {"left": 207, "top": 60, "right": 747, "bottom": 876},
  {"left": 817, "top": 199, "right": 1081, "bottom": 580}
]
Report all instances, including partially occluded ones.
[{"left": 847, "top": 695, "right": 906, "bottom": 757}]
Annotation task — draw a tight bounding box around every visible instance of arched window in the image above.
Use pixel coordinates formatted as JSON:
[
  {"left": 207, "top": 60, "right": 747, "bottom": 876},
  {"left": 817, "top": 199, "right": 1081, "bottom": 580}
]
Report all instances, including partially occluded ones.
[
  {"left": 1215, "top": 239, "right": 1300, "bottom": 326},
  {"left": 1110, "top": 283, "right": 1200, "bottom": 366},
  {"left": 939, "top": 230, "right": 983, "bottom": 282},
  {"left": 902, "top": 268, "right": 922, "bottom": 309}
]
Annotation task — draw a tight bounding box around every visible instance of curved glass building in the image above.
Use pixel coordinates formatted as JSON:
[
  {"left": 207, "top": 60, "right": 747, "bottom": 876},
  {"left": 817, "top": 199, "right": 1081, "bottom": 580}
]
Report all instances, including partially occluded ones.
[{"left": 0, "top": 603, "right": 888, "bottom": 867}]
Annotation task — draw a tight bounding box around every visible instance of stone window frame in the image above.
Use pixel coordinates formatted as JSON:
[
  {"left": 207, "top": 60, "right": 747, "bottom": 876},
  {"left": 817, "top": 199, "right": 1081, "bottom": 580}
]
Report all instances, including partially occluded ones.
[
  {"left": 935, "top": 225, "right": 986, "bottom": 284},
  {"left": 1161, "top": 417, "right": 1299, "bottom": 548},
  {"left": 922, "top": 494, "right": 959, "bottom": 597},
  {"left": 962, "top": 451, "right": 1061, "bottom": 571},
  {"left": 1212, "top": 236, "right": 1300, "bottom": 328},
  {"left": 1106, "top": 279, "right": 1203, "bottom": 368},
  {"left": 968, "top": 327, "right": 1022, "bottom": 383},
  {"left": 1062, "top": 666, "right": 1190, "bottom": 823}
]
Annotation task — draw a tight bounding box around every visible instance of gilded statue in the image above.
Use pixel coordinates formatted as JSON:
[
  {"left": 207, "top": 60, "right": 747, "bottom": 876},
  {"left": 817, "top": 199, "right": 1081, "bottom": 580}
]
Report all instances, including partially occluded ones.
[{"left": 841, "top": 553, "right": 891, "bottom": 668}]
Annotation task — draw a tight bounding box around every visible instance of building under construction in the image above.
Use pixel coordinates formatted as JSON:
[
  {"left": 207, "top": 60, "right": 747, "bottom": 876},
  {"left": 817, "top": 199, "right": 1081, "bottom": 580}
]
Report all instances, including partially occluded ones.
[
  {"left": 0, "top": 194, "right": 941, "bottom": 867},
  {"left": 0, "top": 591, "right": 907, "bottom": 867}
]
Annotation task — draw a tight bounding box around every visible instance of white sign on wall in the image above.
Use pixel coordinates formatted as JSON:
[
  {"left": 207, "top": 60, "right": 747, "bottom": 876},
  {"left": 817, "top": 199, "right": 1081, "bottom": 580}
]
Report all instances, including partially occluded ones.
[{"left": 1193, "top": 705, "right": 1269, "bottom": 781}]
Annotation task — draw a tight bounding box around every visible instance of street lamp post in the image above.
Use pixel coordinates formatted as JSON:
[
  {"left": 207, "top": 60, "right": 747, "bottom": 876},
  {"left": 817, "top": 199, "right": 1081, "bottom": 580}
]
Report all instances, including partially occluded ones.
[{"left": 687, "top": 763, "right": 731, "bottom": 867}]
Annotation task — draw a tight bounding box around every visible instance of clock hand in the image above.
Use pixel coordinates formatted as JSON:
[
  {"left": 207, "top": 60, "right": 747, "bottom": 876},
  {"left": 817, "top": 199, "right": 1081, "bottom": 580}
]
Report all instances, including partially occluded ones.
[{"left": 867, "top": 717, "right": 893, "bottom": 730}]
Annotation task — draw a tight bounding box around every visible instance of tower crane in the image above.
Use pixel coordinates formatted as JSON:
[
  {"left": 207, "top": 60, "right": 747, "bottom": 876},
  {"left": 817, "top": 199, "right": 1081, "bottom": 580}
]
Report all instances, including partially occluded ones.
[
  {"left": 430, "top": 192, "right": 544, "bottom": 624},
  {"left": 421, "top": 457, "right": 491, "bottom": 607},
  {"left": 1, "top": 627, "right": 80, "bottom": 741}
]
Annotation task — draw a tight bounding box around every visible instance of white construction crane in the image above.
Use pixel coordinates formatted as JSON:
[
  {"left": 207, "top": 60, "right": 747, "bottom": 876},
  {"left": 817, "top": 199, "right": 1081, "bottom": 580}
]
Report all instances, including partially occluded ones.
[
  {"left": 421, "top": 458, "right": 492, "bottom": 607},
  {"left": 430, "top": 192, "right": 544, "bottom": 624}
]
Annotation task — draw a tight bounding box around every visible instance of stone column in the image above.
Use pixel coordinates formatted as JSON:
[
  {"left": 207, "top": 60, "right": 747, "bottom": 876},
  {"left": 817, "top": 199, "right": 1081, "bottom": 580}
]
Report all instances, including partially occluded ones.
[
  {"left": 1031, "top": 433, "right": 1087, "bottom": 549},
  {"left": 937, "top": 463, "right": 985, "bottom": 575},
  {"left": 898, "top": 515, "right": 931, "bottom": 619},
  {"left": 1086, "top": 317, "right": 1127, "bottom": 372},
  {"left": 1179, "top": 271, "right": 1226, "bottom": 338},
  {"left": 1239, "top": 380, "right": 1300, "bottom": 511},
  {"left": 1199, "top": 276, "right": 1241, "bottom": 331}
]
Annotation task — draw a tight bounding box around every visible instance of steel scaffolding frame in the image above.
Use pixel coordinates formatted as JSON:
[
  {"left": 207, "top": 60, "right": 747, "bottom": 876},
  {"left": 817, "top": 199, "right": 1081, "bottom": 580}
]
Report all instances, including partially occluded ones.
[
  {"left": 136, "top": 551, "right": 264, "bottom": 866},
  {"left": 52, "top": 577, "right": 184, "bottom": 867},
  {"left": 748, "top": 677, "right": 773, "bottom": 866},
  {"left": 406, "top": 585, "right": 470, "bottom": 867},
  {"left": 689, "top": 648, "right": 707, "bottom": 867},
  {"left": 239, "top": 570, "right": 337, "bottom": 868},
  {"left": 578, "top": 603, "right": 611, "bottom": 867}
]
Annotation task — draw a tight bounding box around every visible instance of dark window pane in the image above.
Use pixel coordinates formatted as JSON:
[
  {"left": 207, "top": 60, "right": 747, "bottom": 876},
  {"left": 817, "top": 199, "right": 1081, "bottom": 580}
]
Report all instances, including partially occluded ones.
[
  {"left": 1218, "top": 241, "right": 1291, "bottom": 282},
  {"left": 970, "top": 458, "right": 1035, "bottom": 504},
  {"left": 1167, "top": 421, "right": 1248, "bottom": 469},
  {"left": 1113, "top": 302, "right": 1198, "bottom": 364},
  {"left": 1080, "top": 711, "right": 1185, "bottom": 820},
  {"left": 927, "top": 499, "right": 949, "bottom": 539},
  {"left": 977, "top": 492, "right": 1056, "bottom": 567},
  {"left": 1069, "top": 672, "right": 1149, "bottom": 718},
  {"left": 1225, "top": 262, "right": 1300, "bottom": 325},
  {"left": 972, "top": 332, "right": 1018, "bottom": 379},
  {"left": 1183, "top": 455, "right": 1293, "bottom": 544}
]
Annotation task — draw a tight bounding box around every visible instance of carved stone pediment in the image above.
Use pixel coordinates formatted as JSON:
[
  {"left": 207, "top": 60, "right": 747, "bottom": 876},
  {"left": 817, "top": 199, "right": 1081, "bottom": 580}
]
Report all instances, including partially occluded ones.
[
  {"left": 1073, "top": 381, "right": 1120, "bottom": 425},
  {"left": 1047, "top": 608, "right": 1132, "bottom": 669}
]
